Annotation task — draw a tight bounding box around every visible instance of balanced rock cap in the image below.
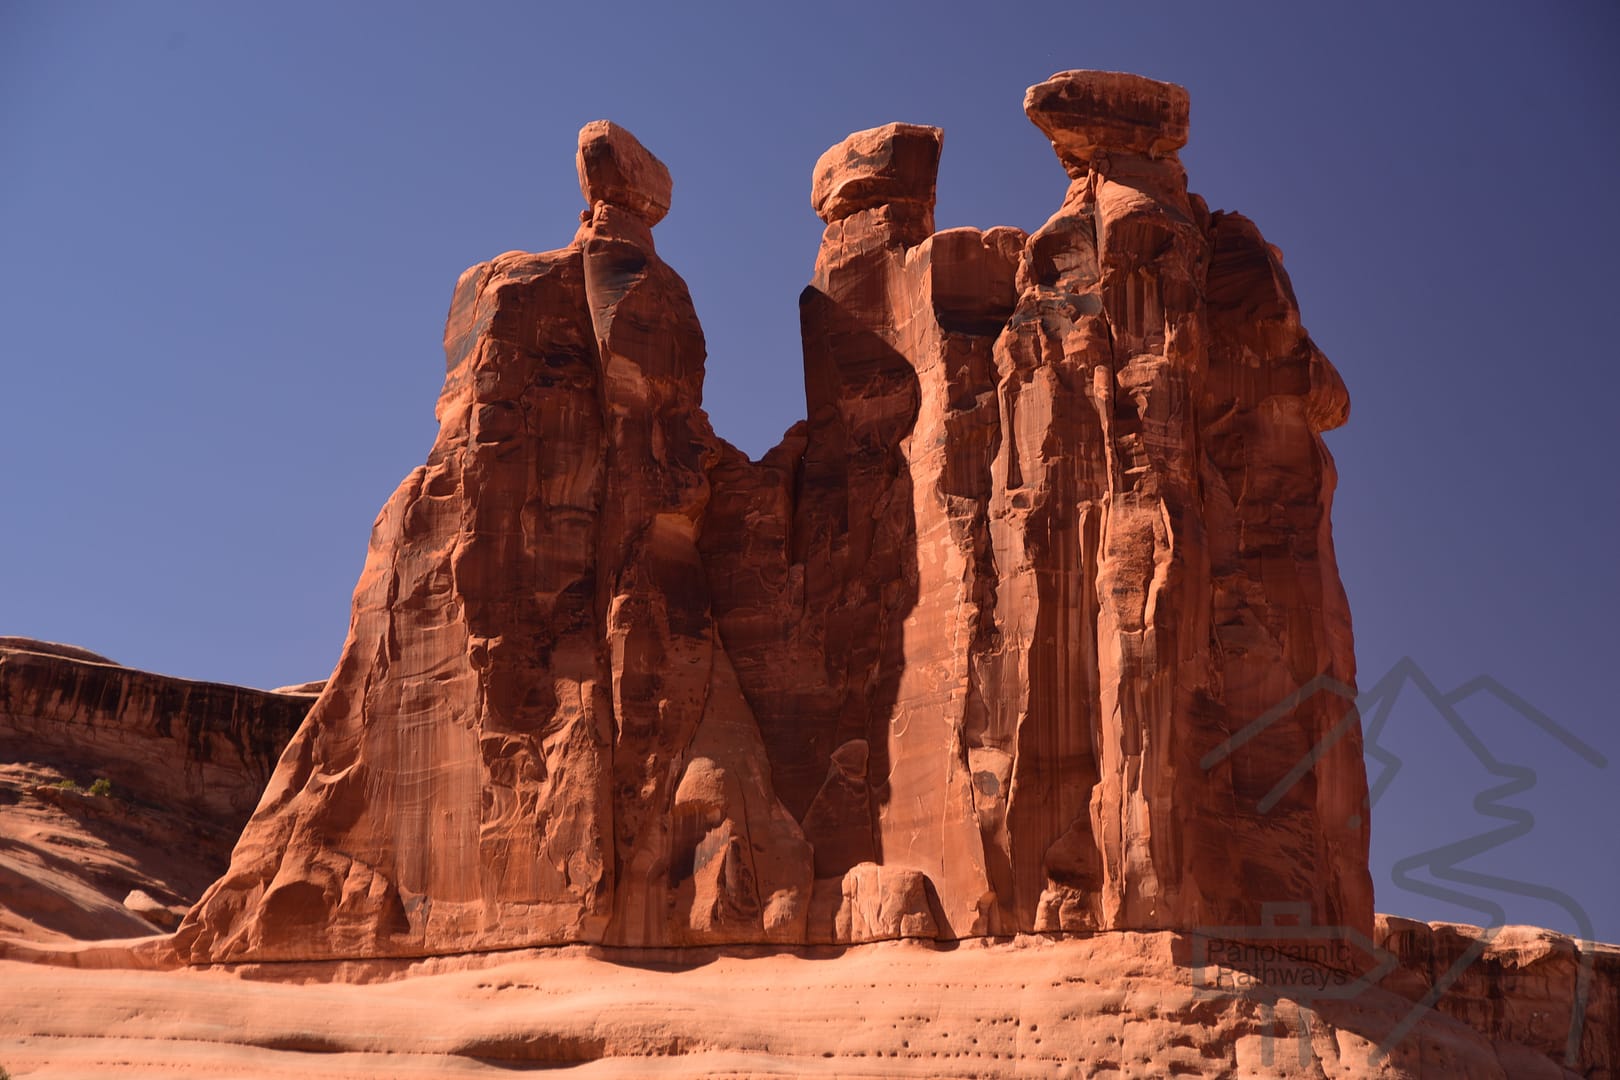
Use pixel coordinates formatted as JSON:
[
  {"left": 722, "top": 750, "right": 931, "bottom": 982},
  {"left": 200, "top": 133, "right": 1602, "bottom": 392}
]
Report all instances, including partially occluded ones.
[
  {"left": 811, "top": 122, "right": 943, "bottom": 224},
  {"left": 1024, "top": 70, "right": 1189, "bottom": 175},
  {"left": 576, "top": 120, "right": 673, "bottom": 226}
]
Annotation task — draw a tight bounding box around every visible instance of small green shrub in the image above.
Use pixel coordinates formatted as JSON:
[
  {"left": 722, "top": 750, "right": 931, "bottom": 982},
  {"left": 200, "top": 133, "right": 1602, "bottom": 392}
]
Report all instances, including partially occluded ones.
[
  {"left": 53, "top": 778, "right": 80, "bottom": 792},
  {"left": 88, "top": 777, "right": 112, "bottom": 797}
]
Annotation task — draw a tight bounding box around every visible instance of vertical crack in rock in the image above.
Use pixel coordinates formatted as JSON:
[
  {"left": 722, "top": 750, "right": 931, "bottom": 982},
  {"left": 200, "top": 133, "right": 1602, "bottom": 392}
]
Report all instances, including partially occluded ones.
[{"left": 177, "top": 71, "right": 1372, "bottom": 961}]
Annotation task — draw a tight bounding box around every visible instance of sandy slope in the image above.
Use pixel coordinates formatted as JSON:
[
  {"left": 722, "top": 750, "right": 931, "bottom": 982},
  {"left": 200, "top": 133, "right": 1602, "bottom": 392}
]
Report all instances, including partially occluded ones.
[{"left": 0, "top": 762, "right": 221, "bottom": 943}]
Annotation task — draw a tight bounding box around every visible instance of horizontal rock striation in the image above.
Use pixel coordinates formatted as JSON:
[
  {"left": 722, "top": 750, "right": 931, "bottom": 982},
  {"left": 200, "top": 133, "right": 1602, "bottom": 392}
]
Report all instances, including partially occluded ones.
[
  {"left": 0, "top": 644, "right": 311, "bottom": 823},
  {"left": 0, "top": 643, "right": 313, "bottom": 942},
  {"left": 1375, "top": 916, "right": 1620, "bottom": 1077},
  {"left": 6, "top": 924, "right": 1616, "bottom": 1077},
  {"left": 177, "top": 70, "right": 1372, "bottom": 963}
]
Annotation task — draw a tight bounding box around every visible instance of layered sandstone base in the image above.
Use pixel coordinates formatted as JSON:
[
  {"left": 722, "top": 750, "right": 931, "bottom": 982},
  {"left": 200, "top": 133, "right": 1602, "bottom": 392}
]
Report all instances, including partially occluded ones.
[
  {"left": 3, "top": 923, "right": 1615, "bottom": 1079},
  {"left": 4, "top": 646, "right": 1610, "bottom": 1075}
]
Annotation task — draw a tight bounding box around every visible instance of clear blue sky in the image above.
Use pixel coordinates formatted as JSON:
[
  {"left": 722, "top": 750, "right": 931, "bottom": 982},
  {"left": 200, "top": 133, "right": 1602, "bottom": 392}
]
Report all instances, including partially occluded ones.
[{"left": 4, "top": 2, "right": 1616, "bottom": 940}]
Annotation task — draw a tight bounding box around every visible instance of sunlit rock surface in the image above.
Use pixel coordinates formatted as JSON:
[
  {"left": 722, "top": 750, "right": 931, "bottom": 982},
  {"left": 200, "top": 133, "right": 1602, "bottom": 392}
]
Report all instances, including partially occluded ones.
[
  {"left": 0, "top": 642, "right": 311, "bottom": 942},
  {"left": 174, "top": 71, "right": 1373, "bottom": 964},
  {"left": 2, "top": 70, "right": 1613, "bottom": 1079}
]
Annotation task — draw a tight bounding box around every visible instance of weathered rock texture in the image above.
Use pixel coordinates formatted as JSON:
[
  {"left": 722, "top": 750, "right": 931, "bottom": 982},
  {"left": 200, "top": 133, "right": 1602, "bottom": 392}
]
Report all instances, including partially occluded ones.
[
  {"left": 0, "top": 642, "right": 312, "bottom": 942},
  {"left": 0, "top": 643, "right": 311, "bottom": 826},
  {"left": 1375, "top": 916, "right": 1620, "bottom": 1077},
  {"left": 176, "top": 70, "right": 1372, "bottom": 964},
  {"left": 5, "top": 926, "right": 1616, "bottom": 1078}
]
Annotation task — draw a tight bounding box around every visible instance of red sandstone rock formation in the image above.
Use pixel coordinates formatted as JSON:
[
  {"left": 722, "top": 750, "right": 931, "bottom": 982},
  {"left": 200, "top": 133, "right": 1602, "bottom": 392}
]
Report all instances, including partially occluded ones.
[{"left": 175, "top": 71, "right": 1372, "bottom": 963}]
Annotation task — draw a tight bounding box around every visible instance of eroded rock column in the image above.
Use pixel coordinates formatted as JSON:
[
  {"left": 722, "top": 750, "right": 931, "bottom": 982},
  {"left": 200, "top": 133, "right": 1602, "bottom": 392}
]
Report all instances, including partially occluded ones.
[{"left": 178, "top": 76, "right": 1375, "bottom": 962}]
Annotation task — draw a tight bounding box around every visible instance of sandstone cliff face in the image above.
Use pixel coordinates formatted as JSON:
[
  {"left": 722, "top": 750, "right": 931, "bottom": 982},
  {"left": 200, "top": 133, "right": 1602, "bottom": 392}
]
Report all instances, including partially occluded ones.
[
  {"left": 176, "top": 71, "right": 1372, "bottom": 963},
  {"left": 6, "top": 925, "right": 1616, "bottom": 1078},
  {"left": 0, "top": 642, "right": 309, "bottom": 824},
  {"left": 176, "top": 124, "right": 810, "bottom": 961},
  {"left": 0, "top": 642, "right": 311, "bottom": 941},
  {"left": 1375, "top": 916, "right": 1620, "bottom": 1078}
]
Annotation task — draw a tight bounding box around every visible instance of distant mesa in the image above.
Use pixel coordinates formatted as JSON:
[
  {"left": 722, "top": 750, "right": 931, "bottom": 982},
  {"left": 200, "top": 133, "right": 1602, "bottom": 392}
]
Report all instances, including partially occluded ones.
[
  {"left": 0, "top": 639, "right": 313, "bottom": 944},
  {"left": 0, "top": 637, "right": 117, "bottom": 665},
  {"left": 269, "top": 679, "right": 327, "bottom": 696}
]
